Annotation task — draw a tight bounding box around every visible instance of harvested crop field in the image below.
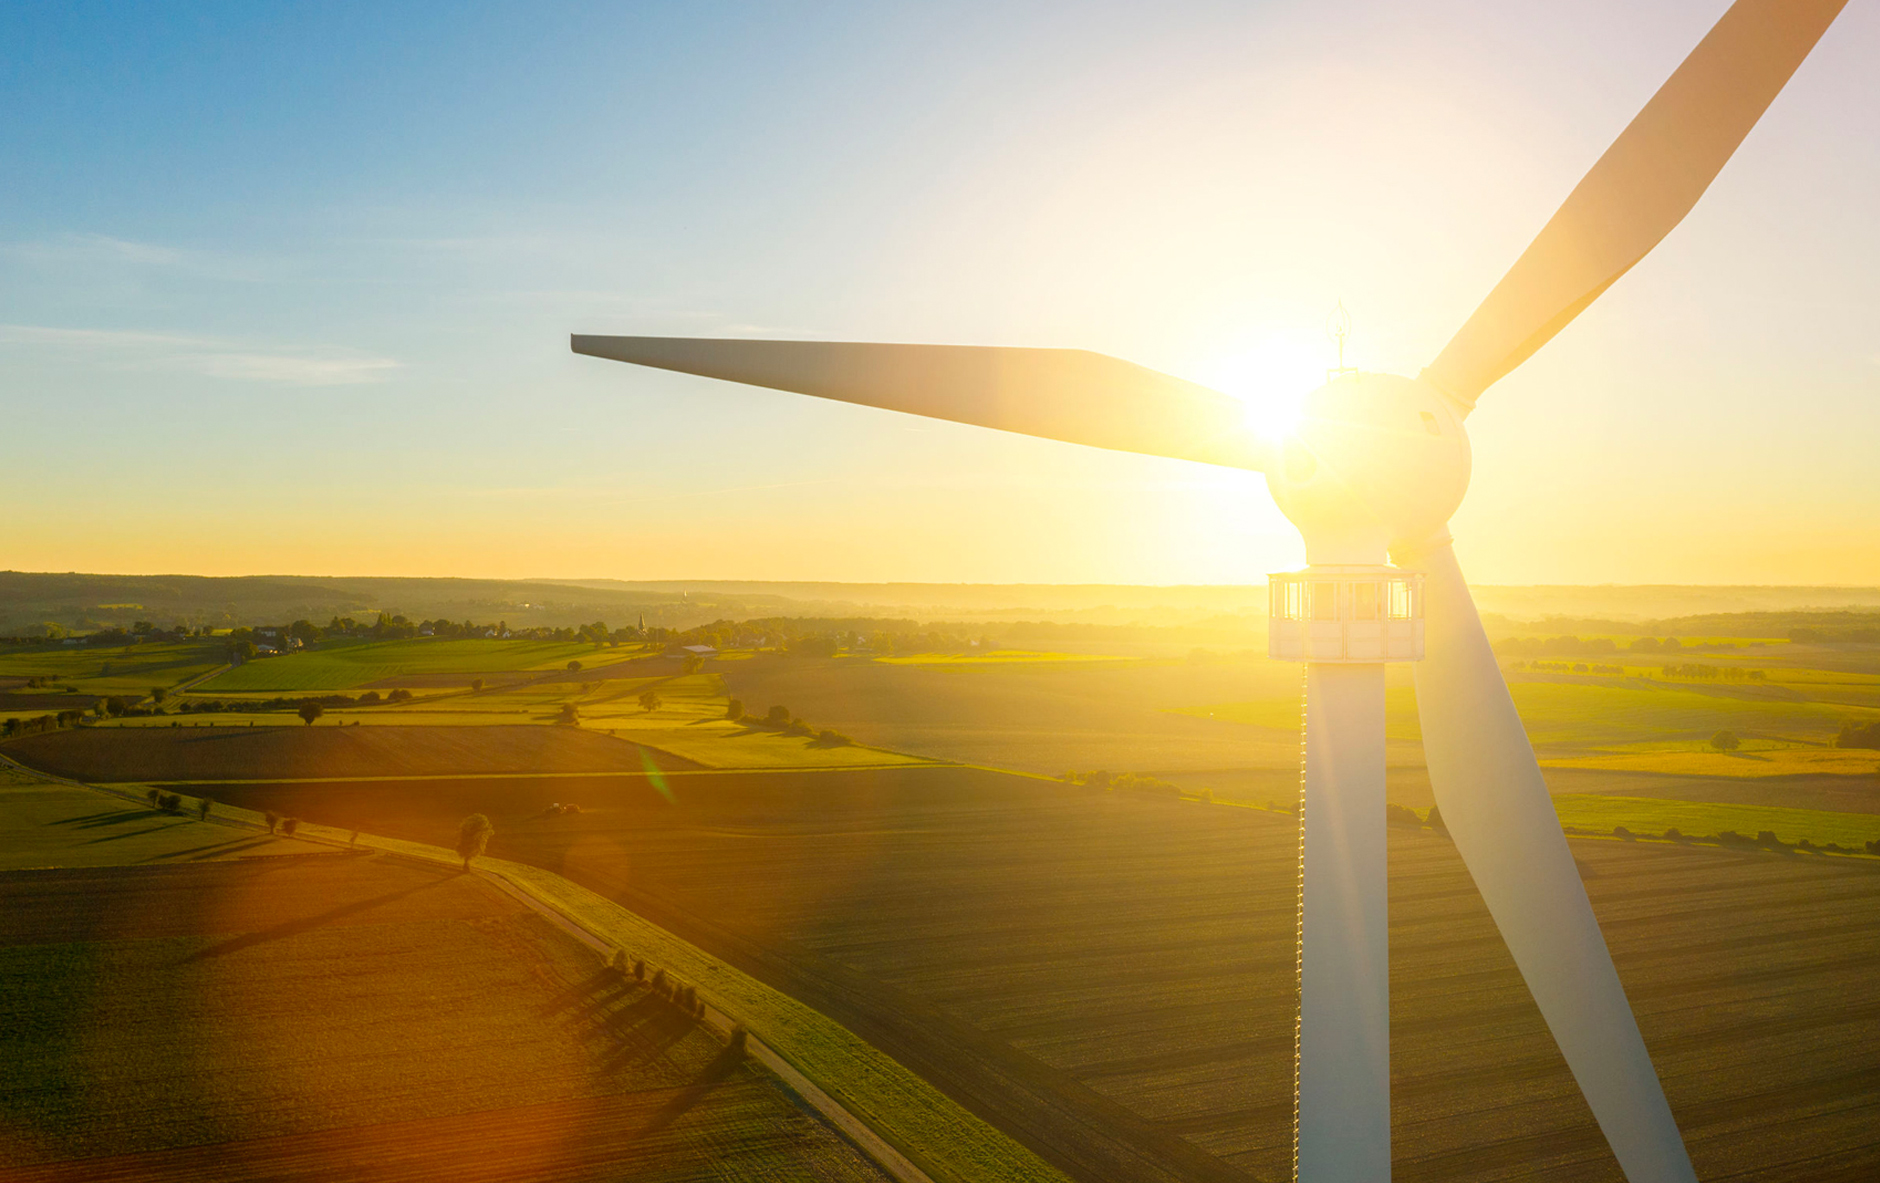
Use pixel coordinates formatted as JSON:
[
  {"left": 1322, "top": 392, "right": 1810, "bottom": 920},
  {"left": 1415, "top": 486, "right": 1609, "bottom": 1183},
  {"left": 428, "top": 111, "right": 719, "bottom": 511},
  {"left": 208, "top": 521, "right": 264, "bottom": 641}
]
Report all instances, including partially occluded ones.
[
  {"left": 3, "top": 725, "right": 702, "bottom": 784},
  {"left": 205, "top": 766, "right": 1880, "bottom": 1183},
  {"left": 0, "top": 854, "right": 889, "bottom": 1182},
  {"left": 721, "top": 654, "right": 1316, "bottom": 774},
  {"left": 1539, "top": 766, "right": 1880, "bottom": 815}
]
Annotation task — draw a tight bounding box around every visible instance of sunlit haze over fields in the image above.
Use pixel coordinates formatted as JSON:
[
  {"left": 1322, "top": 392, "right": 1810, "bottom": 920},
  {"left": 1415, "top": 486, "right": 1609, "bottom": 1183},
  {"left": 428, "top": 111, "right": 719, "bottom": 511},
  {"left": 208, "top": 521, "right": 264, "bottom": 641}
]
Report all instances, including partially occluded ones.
[{"left": 1, "top": 0, "right": 1875, "bottom": 585}]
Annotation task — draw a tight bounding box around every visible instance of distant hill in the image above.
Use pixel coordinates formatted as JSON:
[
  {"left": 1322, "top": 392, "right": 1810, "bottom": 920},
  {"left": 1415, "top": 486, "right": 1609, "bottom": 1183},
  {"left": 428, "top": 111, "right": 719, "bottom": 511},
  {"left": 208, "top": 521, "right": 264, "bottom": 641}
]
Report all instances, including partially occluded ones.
[{"left": 4, "top": 570, "right": 1880, "bottom": 637}]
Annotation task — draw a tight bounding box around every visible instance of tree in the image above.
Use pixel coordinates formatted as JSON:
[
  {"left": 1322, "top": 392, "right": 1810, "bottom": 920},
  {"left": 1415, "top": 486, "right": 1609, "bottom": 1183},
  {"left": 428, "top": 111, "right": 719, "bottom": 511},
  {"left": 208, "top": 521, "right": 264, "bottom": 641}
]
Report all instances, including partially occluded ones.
[
  {"left": 1709, "top": 729, "right": 1741, "bottom": 752},
  {"left": 197, "top": 797, "right": 212, "bottom": 821},
  {"left": 765, "top": 704, "right": 790, "bottom": 726},
  {"left": 151, "top": 686, "right": 167, "bottom": 704},
  {"left": 556, "top": 702, "right": 580, "bottom": 726},
  {"left": 639, "top": 690, "right": 661, "bottom": 713},
  {"left": 298, "top": 702, "right": 324, "bottom": 726},
  {"left": 232, "top": 639, "right": 257, "bottom": 660},
  {"left": 280, "top": 817, "right": 300, "bottom": 836},
  {"left": 457, "top": 814, "right": 493, "bottom": 870},
  {"left": 1425, "top": 804, "right": 1449, "bottom": 837},
  {"left": 567, "top": 660, "right": 583, "bottom": 673},
  {"left": 726, "top": 698, "right": 744, "bottom": 721},
  {"left": 470, "top": 678, "right": 484, "bottom": 692},
  {"left": 264, "top": 810, "right": 279, "bottom": 834},
  {"left": 683, "top": 654, "right": 703, "bottom": 675}
]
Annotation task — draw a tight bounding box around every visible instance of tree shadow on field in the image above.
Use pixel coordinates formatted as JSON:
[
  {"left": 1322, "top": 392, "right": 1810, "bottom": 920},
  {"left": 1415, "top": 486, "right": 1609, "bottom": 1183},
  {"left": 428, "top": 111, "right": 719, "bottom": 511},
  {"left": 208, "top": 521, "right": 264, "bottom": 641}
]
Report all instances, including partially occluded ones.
[
  {"left": 54, "top": 808, "right": 167, "bottom": 829},
  {"left": 180, "top": 875, "right": 446, "bottom": 962},
  {"left": 186, "top": 838, "right": 284, "bottom": 860},
  {"left": 538, "top": 970, "right": 632, "bottom": 1022},
  {"left": 577, "top": 989, "right": 701, "bottom": 1074},
  {"left": 621, "top": 1043, "right": 745, "bottom": 1142},
  {"left": 84, "top": 821, "right": 193, "bottom": 844},
  {"left": 138, "top": 836, "right": 281, "bottom": 862}
]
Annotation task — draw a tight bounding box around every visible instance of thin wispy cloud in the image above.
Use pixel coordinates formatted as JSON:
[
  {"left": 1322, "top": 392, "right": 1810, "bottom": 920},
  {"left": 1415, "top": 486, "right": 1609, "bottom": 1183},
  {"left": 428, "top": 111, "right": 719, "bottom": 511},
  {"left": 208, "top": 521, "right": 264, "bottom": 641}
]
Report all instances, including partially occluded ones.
[
  {"left": 0, "top": 232, "right": 278, "bottom": 282},
  {"left": 0, "top": 324, "right": 400, "bottom": 386}
]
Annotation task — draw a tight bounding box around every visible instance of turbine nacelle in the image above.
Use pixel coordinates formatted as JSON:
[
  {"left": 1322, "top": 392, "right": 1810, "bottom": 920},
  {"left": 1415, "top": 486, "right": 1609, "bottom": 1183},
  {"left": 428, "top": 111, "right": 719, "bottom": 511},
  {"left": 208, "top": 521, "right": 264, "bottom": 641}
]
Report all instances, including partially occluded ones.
[{"left": 1265, "top": 372, "right": 1470, "bottom": 565}]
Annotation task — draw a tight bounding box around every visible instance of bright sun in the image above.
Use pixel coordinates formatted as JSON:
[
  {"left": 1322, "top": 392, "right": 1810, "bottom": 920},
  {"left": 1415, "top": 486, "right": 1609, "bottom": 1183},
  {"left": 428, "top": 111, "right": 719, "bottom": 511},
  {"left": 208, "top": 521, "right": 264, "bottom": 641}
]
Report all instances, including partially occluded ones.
[{"left": 1194, "top": 336, "right": 1325, "bottom": 445}]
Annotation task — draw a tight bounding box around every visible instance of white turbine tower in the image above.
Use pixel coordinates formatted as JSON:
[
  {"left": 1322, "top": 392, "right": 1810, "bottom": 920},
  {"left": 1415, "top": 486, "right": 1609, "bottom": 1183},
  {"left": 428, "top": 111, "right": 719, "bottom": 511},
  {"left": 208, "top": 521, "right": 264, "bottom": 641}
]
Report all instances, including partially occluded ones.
[{"left": 573, "top": 1, "right": 1848, "bottom": 1178}]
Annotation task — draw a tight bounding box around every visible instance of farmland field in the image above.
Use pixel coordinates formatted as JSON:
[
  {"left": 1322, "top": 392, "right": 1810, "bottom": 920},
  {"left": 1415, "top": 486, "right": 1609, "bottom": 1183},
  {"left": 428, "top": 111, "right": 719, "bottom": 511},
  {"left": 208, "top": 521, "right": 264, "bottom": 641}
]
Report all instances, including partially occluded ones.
[
  {"left": 199, "top": 765, "right": 1880, "bottom": 1183},
  {"left": 1540, "top": 747, "right": 1880, "bottom": 778},
  {"left": 1181, "top": 679, "right": 1880, "bottom": 751},
  {"left": 1550, "top": 794, "right": 1880, "bottom": 850},
  {"left": 0, "top": 850, "right": 891, "bottom": 1181},
  {"left": 0, "top": 773, "right": 328, "bottom": 870},
  {"left": 3, "top": 724, "right": 703, "bottom": 784},
  {"left": 194, "top": 638, "right": 652, "bottom": 693},
  {"left": 721, "top": 653, "right": 1318, "bottom": 774},
  {"left": 0, "top": 641, "right": 227, "bottom": 699}
]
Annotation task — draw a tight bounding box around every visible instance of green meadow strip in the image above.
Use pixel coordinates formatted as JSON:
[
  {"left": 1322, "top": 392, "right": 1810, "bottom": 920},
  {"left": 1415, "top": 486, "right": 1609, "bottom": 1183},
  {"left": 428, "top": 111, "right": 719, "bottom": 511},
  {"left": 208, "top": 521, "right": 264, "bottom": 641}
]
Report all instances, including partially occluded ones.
[{"left": 1551, "top": 794, "right": 1880, "bottom": 851}]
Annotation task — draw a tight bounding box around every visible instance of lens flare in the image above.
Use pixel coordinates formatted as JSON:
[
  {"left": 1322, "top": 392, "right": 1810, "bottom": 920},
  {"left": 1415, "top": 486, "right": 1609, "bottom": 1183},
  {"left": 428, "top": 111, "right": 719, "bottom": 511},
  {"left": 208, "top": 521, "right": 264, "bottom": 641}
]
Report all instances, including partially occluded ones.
[{"left": 1195, "top": 336, "right": 1323, "bottom": 445}]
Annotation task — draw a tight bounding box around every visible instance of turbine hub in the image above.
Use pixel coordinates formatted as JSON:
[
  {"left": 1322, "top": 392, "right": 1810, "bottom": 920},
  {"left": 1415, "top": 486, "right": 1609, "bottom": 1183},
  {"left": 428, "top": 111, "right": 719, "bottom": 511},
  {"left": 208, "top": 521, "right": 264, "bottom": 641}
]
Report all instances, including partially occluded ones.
[{"left": 1265, "top": 372, "right": 1470, "bottom": 565}]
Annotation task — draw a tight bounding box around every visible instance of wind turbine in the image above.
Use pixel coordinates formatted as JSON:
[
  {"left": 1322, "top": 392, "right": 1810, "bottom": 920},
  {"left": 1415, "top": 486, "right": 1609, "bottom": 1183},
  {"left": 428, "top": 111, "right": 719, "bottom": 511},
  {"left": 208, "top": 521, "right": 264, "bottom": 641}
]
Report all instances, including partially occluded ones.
[{"left": 572, "top": 1, "right": 1848, "bottom": 1178}]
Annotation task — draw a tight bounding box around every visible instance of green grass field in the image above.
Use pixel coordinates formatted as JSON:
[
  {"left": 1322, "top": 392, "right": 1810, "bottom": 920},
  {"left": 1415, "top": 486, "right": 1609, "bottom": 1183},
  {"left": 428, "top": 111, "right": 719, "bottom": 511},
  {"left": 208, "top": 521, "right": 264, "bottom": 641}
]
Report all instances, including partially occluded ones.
[
  {"left": 1552, "top": 793, "right": 1880, "bottom": 850},
  {"left": 0, "top": 768, "right": 328, "bottom": 869},
  {"left": 193, "top": 638, "right": 651, "bottom": 693},
  {"left": 0, "top": 640, "right": 227, "bottom": 698},
  {"left": 1180, "top": 678, "right": 1880, "bottom": 752}
]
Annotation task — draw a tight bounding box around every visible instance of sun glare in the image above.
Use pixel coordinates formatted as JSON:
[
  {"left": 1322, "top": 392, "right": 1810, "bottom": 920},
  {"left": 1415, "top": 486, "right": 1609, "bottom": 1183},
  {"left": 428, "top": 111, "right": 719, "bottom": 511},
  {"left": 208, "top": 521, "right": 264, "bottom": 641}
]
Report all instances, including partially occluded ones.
[{"left": 1196, "top": 336, "right": 1325, "bottom": 445}]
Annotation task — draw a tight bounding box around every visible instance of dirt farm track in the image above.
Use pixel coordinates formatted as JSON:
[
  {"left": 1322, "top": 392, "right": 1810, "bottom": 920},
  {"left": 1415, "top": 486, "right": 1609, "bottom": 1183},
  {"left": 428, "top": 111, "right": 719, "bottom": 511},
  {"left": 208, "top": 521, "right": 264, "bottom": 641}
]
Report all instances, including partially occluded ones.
[{"left": 183, "top": 765, "right": 1880, "bottom": 1183}]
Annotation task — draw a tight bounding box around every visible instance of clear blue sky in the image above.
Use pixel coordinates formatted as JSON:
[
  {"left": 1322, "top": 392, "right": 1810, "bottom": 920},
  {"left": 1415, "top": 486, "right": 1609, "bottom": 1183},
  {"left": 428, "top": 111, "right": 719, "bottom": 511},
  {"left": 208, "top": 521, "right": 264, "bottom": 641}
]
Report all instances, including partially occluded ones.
[{"left": 2, "top": 1, "right": 1874, "bottom": 584}]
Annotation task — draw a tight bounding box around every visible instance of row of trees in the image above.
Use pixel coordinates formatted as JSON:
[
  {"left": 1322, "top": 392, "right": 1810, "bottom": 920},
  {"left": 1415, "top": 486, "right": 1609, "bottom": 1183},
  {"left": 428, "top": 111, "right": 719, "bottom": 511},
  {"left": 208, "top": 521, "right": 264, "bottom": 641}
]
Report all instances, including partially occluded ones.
[
  {"left": 1515, "top": 660, "right": 1627, "bottom": 675},
  {"left": 1493, "top": 634, "right": 1731, "bottom": 657},
  {"left": 721, "top": 699, "right": 851, "bottom": 745},
  {"left": 318, "top": 614, "right": 679, "bottom": 646},
  {"left": 1660, "top": 663, "right": 1767, "bottom": 681},
  {"left": 1835, "top": 721, "right": 1880, "bottom": 750},
  {"left": 1059, "top": 770, "right": 1187, "bottom": 799},
  {"left": 1791, "top": 626, "right": 1880, "bottom": 644},
  {"left": 1, "top": 710, "right": 87, "bottom": 736}
]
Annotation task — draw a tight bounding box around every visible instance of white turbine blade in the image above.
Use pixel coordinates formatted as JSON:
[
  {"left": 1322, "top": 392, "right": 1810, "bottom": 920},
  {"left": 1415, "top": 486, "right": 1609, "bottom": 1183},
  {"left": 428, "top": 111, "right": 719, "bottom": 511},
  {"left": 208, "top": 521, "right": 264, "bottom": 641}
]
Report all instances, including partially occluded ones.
[
  {"left": 571, "top": 335, "right": 1271, "bottom": 472},
  {"left": 1296, "top": 663, "right": 1390, "bottom": 1181},
  {"left": 1423, "top": 0, "right": 1847, "bottom": 409},
  {"left": 1405, "top": 538, "right": 1696, "bottom": 1182}
]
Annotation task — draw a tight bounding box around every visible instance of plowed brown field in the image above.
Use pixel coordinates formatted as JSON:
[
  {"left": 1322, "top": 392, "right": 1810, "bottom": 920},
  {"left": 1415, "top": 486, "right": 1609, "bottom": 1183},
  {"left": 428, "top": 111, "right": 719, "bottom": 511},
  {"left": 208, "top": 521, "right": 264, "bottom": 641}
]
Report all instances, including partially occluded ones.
[
  {"left": 203, "top": 767, "right": 1880, "bottom": 1183},
  {"left": 0, "top": 854, "right": 886, "bottom": 1182}
]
